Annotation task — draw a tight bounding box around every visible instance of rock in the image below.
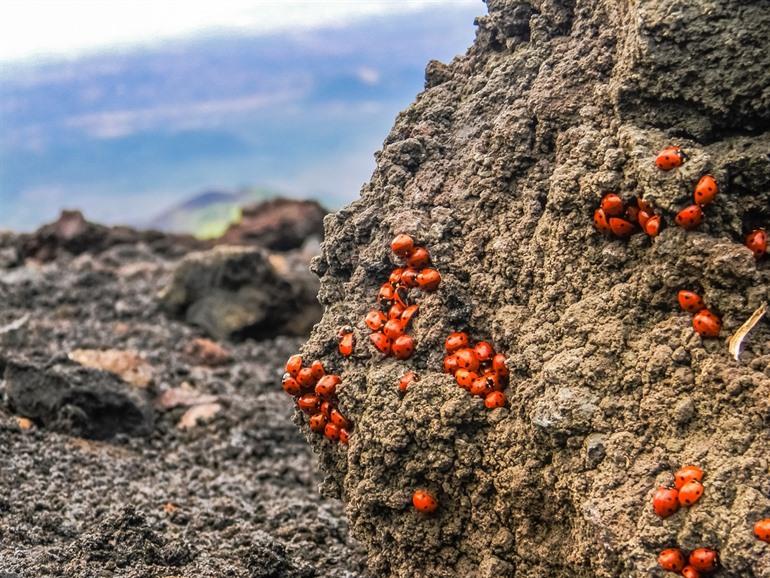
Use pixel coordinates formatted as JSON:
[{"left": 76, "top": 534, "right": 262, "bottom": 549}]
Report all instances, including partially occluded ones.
[
  {"left": 177, "top": 402, "right": 222, "bottom": 430},
  {"left": 183, "top": 337, "right": 232, "bottom": 367},
  {"left": 219, "top": 198, "right": 326, "bottom": 251},
  {"left": 294, "top": 2, "right": 770, "bottom": 577},
  {"left": 4, "top": 359, "right": 153, "bottom": 439},
  {"left": 159, "top": 245, "right": 320, "bottom": 340},
  {"left": 68, "top": 348, "right": 154, "bottom": 388}
]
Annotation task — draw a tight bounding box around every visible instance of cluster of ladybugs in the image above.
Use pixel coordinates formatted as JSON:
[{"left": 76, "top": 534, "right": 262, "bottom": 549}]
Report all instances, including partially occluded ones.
[
  {"left": 678, "top": 290, "right": 721, "bottom": 338},
  {"left": 281, "top": 355, "right": 352, "bottom": 444},
  {"left": 593, "top": 193, "right": 662, "bottom": 238},
  {"left": 442, "top": 332, "right": 509, "bottom": 409}
]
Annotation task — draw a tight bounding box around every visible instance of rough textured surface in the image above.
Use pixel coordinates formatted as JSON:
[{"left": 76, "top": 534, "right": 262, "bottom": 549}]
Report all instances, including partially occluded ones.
[
  {"left": 0, "top": 240, "right": 365, "bottom": 576},
  {"left": 295, "top": 1, "right": 770, "bottom": 577}
]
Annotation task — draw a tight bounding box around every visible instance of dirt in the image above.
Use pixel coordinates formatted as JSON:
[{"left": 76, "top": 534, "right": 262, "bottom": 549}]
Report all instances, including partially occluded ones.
[
  {"left": 294, "top": 1, "right": 770, "bottom": 577},
  {"left": 0, "top": 240, "right": 366, "bottom": 577}
]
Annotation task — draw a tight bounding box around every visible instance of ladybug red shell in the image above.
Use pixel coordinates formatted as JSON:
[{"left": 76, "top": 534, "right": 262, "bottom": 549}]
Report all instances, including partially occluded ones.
[
  {"left": 746, "top": 229, "right": 767, "bottom": 258},
  {"left": 297, "top": 394, "right": 320, "bottom": 415},
  {"left": 308, "top": 413, "right": 327, "bottom": 433},
  {"left": 658, "top": 549, "right": 686, "bottom": 573},
  {"left": 401, "top": 268, "right": 419, "bottom": 288},
  {"left": 484, "top": 391, "right": 506, "bottom": 409},
  {"left": 416, "top": 268, "right": 441, "bottom": 291},
  {"left": 285, "top": 354, "right": 302, "bottom": 377},
  {"left": 674, "top": 465, "right": 703, "bottom": 490},
  {"left": 365, "top": 310, "right": 387, "bottom": 331},
  {"left": 338, "top": 331, "right": 355, "bottom": 357},
  {"left": 474, "top": 341, "right": 494, "bottom": 363},
  {"left": 392, "top": 335, "right": 415, "bottom": 359},
  {"left": 609, "top": 217, "right": 634, "bottom": 238},
  {"left": 600, "top": 193, "right": 624, "bottom": 217},
  {"left": 443, "top": 355, "right": 459, "bottom": 375},
  {"left": 391, "top": 234, "right": 415, "bottom": 258},
  {"left": 754, "top": 518, "right": 770, "bottom": 543},
  {"left": 330, "top": 408, "right": 350, "bottom": 430},
  {"left": 383, "top": 318, "right": 406, "bottom": 340},
  {"left": 593, "top": 208, "right": 611, "bottom": 234},
  {"left": 678, "top": 479, "right": 704, "bottom": 506},
  {"left": 445, "top": 332, "right": 470, "bottom": 353},
  {"left": 454, "top": 369, "right": 477, "bottom": 390},
  {"left": 400, "top": 304, "right": 419, "bottom": 325},
  {"left": 281, "top": 376, "right": 302, "bottom": 397},
  {"left": 645, "top": 215, "right": 662, "bottom": 237},
  {"left": 406, "top": 247, "right": 431, "bottom": 269},
  {"left": 324, "top": 422, "right": 340, "bottom": 441},
  {"left": 398, "top": 371, "right": 418, "bottom": 393},
  {"left": 675, "top": 205, "right": 703, "bottom": 230},
  {"left": 678, "top": 290, "right": 705, "bottom": 313},
  {"left": 412, "top": 489, "right": 438, "bottom": 513},
  {"left": 655, "top": 146, "right": 687, "bottom": 171},
  {"left": 454, "top": 348, "right": 480, "bottom": 372},
  {"left": 652, "top": 486, "right": 680, "bottom": 518},
  {"left": 310, "top": 360, "right": 325, "bottom": 380},
  {"left": 693, "top": 309, "right": 721, "bottom": 338},
  {"left": 369, "top": 332, "right": 392, "bottom": 355},
  {"left": 492, "top": 353, "right": 508, "bottom": 377},
  {"left": 315, "top": 374, "right": 341, "bottom": 399},
  {"left": 688, "top": 548, "right": 719, "bottom": 573},
  {"left": 681, "top": 566, "right": 701, "bottom": 578},
  {"left": 693, "top": 174, "right": 718, "bottom": 206}
]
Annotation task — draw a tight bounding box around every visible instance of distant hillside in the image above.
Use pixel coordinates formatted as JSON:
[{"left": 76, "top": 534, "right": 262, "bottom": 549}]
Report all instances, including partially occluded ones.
[{"left": 148, "top": 188, "right": 279, "bottom": 238}]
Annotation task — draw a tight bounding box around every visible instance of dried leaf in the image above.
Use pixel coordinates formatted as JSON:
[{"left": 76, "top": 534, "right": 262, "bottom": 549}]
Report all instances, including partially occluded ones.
[
  {"left": 177, "top": 403, "right": 222, "bottom": 430},
  {"left": 727, "top": 303, "right": 767, "bottom": 362}
]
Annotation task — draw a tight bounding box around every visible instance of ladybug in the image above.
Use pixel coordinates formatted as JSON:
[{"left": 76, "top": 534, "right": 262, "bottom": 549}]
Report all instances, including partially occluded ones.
[
  {"left": 324, "top": 422, "right": 340, "bottom": 441},
  {"left": 484, "top": 391, "right": 507, "bottom": 409},
  {"left": 401, "top": 268, "right": 419, "bottom": 287},
  {"left": 694, "top": 175, "right": 718, "bottom": 206},
  {"left": 455, "top": 369, "right": 477, "bottom": 390},
  {"left": 625, "top": 205, "right": 639, "bottom": 223},
  {"left": 609, "top": 217, "right": 635, "bottom": 238},
  {"left": 310, "top": 360, "right": 325, "bottom": 380},
  {"left": 455, "top": 348, "right": 480, "bottom": 372},
  {"left": 330, "top": 408, "right": 350, "bottom": 430},
  {"left": 688, "top": 548, "right": 719, "bottom": 573},
  {"left": 369, "top": 332, "right": 392, "bottom": 355},
  {"left": 366, "top": 310, "right": 387, "bottom": 331},
  {"left": 297, "top": 393, "right": 320, "bottom": 415},
  {"left": 655, "top": 145, "right": 687, "bottom": 171},
  {"left": 658, "top": 548, "right": 686, "bottom": 573},
  {"left": 338, "top": 428, "right": 350, "bottom": 444},
  {"left": 469, "top": 376, "right": 490, "bottom": 397},
  {"left": 678, "top": 290, "right": 705, "bottom": 313},
  {"left": 693, "top": 309, "right": 721, "bottom": 338},
  {"left": 400, "top": 304, "right": 419, "bottom": 325},
  {"left": 378, "top": 282, "right": 396, "bottom": 306},
  {"left": 392, "top": 335, "right": 415, "bottom": 359},
  {"left": 600, "top": 193, "right": 624, "bottom": 217},
  {"left": 285, "top": 354, "right": 302, "bottom": 377},
  {"left": 674, "top": 465, "right": 703, "bottom": 490},
  {"left": 412, "top": 489, "right": 438, "bottom": 513},
  {"left": 281, "top": 375, "right": 302, "bottom": 397},
  {"left": 297, "top": 367, "right": 316, "bottom": 389},
  {"left": 320, "top": 401, "right": 332, "bottom": 420},
  {"left": 593, "top": 208, "right": 611, "bottom": 235},
  {"left": 389, "top": 302, "right": 406, "bottom": 320},
  {"left": 492, "top": 353, "right": 509, "bottom": 377},
  {"left": 637, "top": 198, "right": 654, "bottom": 213},
  {"left": 391, "top": 234, "right": 415, "bottom": 258},
  {"left": 383, "top": 318, "right": 406, "bottom": 340},
  {"left": 407, "top": 247, "right": 431, "bottom": 269},
  {"left": 308, "top": 413, "right": 327, "bottom": 433},
  {"left": 338, "top": 331, "right": 355, "bottom": 357},
  {"left": 675, "top": 205, "right": 703, "bottom": 230},
  {"left": 681, "top": 566, "right": 701, "bottom": 578},
  {"left": 678, "top": 479, "right": 704, "bottom": 506},
  {"left": 445, "top": 332, "right": 470, "bottom": 353},
  {"left": 746, "top": 229, "right": 767, "bottom": 258},
  {"left": 652, "top": 486, "right": 680, "bottom": 518},
  {"left": 315, "top": 374, "right": 341, "bottom": 399},
  {"left": 637, "top": 210, "right": 651, "bottom": 229},
  {"left": 645, "top": 215, "right": 662, "bottom": 237},
  {"left": 389, "top": 268, "right": 404, "bottom": 285},
  {"left": 482, "top": 371, "right": 502, "bottom": 391},
  {"left": 399, "top": 371, "right": 418, "bottom": 393},
  {"left": 416, "top": 268, "right": 441, "bottom": 291},
  {"left": 754, "top": 518, "right": 770, "bottom": 543},
  {"left": 474, "top": 341, "right": 495, "bottom": 363},
  {"left": 443, "top": 355, "right": 459, "bottom": 375}
]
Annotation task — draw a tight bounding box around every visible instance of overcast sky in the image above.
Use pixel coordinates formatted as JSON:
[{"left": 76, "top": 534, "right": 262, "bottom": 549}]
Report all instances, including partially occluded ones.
[{"left": 0, "top": 0, "right": 480, "bottom": 64}]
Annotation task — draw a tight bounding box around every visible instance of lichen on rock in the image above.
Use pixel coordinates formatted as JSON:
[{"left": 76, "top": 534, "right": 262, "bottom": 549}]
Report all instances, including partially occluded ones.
[{"left": 293, "top": 1, "right": 770, "bottom": 577}]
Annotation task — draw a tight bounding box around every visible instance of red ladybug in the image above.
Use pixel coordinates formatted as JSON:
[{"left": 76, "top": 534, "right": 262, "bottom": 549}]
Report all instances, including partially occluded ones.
[
  {"left": 674, "top": 465, "right": 703, "bottom": 490},
  {"left": 637, "top": 198, "right": 654, "bottom": 213},
  {"left": 655, "top": 146, "right": 687, "bottom": 171},
  {"left": 389, "top": 268, "right": 404, "bottom": 285},
  {"left": 693, "top": 309, "right": 721, "bottom": 338},
  {"left": 338, "top": 428, "right": 350, "bottom": 444},
  {"left": 412, "top": 489, "right": 438, "bottom": 513},
  {"left": 369, "top": 332, "right": 392, "bottom": 355},
  {"left": 400, "top": 304, "right": 419, "bottom": 325},
  {"left": 600, "top": 193, "right": 624, "bottom": 217},
  {"left": 308, "top": 413, "right": 327, "bottom": 433},
  {"left": 330, "top": 408, "right": 350, "bottom": 430},
  {"left": 492, "top": 353, "right": 508, "bottom": 377},
  {"left": 297, "top": 394, "right": 320, "bottom": 414},
  {"left": 398, "top": 371, "right": 418, "bottom": 393},
  {"left": 445, "top": 332, "right": 469, "bottom": 353},
  {"left": 754, "top": 518, "right": 770, "bottom": 543},
  {"left": 746, "top": 229, "right": 767, "bottom": 258},
  {"left": 688, "top": 548, "right": 718, "bottom": 573},
  {"left": 678, "top": 479, "right": 704, "bottom": 506},
  {"left": 645, "top": 215, "right": 662, "bottom": 237},
  {"left": 474, "top": 341, "right": 494, "bottom": 363},
  {"left": 310, "top": 360, "right": 325, "bottom": 380},
  {"left": 443, "top": 355, "right": 459, "bottom": 375},
  {"left": 658, "top": 548, "right": 686, "bottom": 573},
  {"left": 469, "top": 376, "right": 490, "bottom": 397},
  {"left": 675, "top": 205, "right": 703, "bottom": 230},
  {"left": 652, "top": 487, "right": 680, "bottom": 518},
  {"left": 320, "top": 401, "right": 332, "bottom": 419},
  {"left": 609, "top": 217, "right": 634, "bottom": 238},
  {"left": 455, "top": 369, "right": 477, "bottom": 390},
  {"left": 324, "top": 422, "right": 340, "bottom": 441},
  {"left": 378, "top": 282, "right": 396, "bottom": 305},
  {"left": 392, "top": 335, "right": 415, "bottom": 359},
  {"left": 338, "top": 331, "right": 355, "bottom": 357},
  {"left": 694, "top": 175, "right": 718, "bottom": 206},
  {"left": 281, "top": 376, "right": 302, "bottom": 397},
  {"left": 285, "top": 354, "right": 302, "bottom": 377},
  {"left": 383, "top": 318, "right": 406, "bottom": 340},
  {"left": 678, "top": 290, "right": 705, "bottom": 313},
  {"left": 389, "top": 302, "right": 406, "bottom": 320},
  {"left": 297, "top": 367, "right": 316, "bottom": 389},
  {"left": 625, "top": 205, "right": 639, "bottom": 223},
  {"left": 482, "top": 371, "right": 501, "bottom": 391},
  {"left": 484, "top": 391, "right": 507, "bottom": 409},
  {"left": 365, "top": 310, "right": 387, "bottom": 331},
  {"left": 681, "top": 566, "right": 701, "bottom": 578},
  {"left": 637, "top": 210, "right": 651, "bottom": 229},
  {"left": 407, "top": 247, "right": 431, "bottom": 268},
  {"left": 593, "top": 208, "right": 611, "bottom": 235},
  {"left": 455, "top": 348, "right": 480, "bottom": 372},
  {"left": 416, "top": 268, "right": 441, "bottom": 291},
  {"left": 401, "top": 268, "right": 419, "bottom": 287},
  {"left": 391, "top": 234, "right": 415, "bottom": 258},
  {"left": 315, "top": 374, "right": 341, "bottom": 399}
]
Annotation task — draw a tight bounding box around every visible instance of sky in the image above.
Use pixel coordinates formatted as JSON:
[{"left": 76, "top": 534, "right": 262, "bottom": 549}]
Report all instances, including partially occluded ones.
[{"left": 0, "top": 1, "right": 484, "bottom": 231}]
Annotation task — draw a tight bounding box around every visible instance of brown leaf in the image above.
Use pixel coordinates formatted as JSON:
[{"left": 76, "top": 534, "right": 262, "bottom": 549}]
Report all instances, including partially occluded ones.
[{"left": 177, "top": 403, "right": 222, "bottom": 430}]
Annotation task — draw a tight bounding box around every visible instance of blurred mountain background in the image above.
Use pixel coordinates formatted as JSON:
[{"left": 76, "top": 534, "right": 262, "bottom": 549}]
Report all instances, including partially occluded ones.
[{"left": 0, "top": 1, "right": 482, "bottom": 235}]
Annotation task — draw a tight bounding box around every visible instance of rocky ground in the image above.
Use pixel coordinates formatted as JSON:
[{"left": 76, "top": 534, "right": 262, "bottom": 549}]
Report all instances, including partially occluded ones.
[{"left": 0, "top": 211, "right": 366, "bottom": 577}]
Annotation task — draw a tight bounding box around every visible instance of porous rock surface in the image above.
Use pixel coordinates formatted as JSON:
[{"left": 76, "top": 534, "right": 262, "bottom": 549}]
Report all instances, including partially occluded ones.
[{"left": 297, "top": 1, "right": 770, "bottom": 577}]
